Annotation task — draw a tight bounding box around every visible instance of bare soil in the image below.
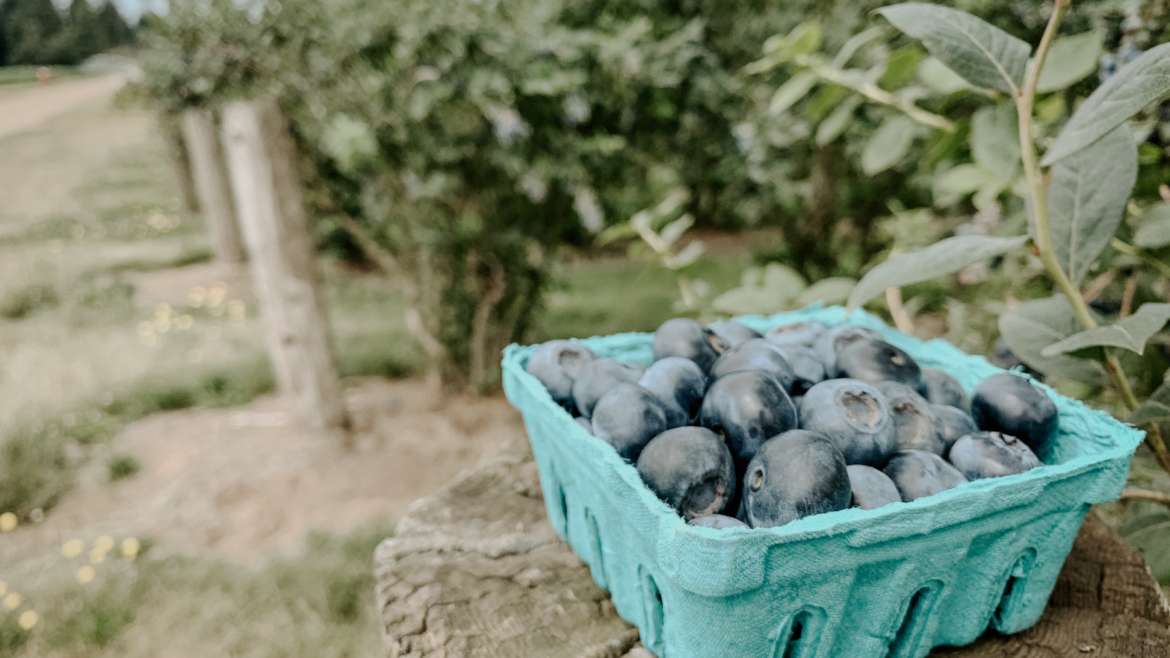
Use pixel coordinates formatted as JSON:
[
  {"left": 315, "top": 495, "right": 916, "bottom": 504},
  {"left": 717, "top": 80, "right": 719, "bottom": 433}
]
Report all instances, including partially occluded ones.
[
  {"left": 2, "top": 378, "right": 525, "bottom": 567},
  {"left": 0, "top": 75, "right": 125, "bottom": 141}
]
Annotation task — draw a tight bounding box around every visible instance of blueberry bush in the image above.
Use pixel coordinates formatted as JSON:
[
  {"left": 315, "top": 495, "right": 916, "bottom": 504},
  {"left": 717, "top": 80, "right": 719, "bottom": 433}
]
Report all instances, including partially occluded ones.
[{"left": 140, "top": 0, "right": 1118, "bottom": 390}]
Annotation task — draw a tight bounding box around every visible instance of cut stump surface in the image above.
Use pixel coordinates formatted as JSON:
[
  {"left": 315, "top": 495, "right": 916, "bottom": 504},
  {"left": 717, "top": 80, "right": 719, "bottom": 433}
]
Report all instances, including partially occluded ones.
[{"left": 375, "top": 441, "right": 1170, "bottom": 657}]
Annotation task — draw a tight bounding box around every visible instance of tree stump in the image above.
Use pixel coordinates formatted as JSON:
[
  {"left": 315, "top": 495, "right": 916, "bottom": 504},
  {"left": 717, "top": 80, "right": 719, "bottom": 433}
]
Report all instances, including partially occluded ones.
[{"left": 375, "top": 441, "right": 1170, "bottom": 657}]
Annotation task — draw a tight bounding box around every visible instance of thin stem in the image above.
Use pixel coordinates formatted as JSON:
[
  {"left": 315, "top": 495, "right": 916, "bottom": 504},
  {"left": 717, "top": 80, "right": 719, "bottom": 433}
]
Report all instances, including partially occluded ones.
[
  {"left": 1017, "top": 1, "right": 1170, "bottom": 473},
  {"left": 1112, "top": 238, "right": 1170, "bottom": 279},
  {"left": 1121, "top": 272, "right": 1138, "bottom": 318},
  {"left": 885, "top": 286, "right": 916, "bottom": 334},
  {"left": 1121, "top": 486, "right": 1170, "bottom": 507},
  {"left": 795, "top": 55, "right": 956, "bottom": 131}
]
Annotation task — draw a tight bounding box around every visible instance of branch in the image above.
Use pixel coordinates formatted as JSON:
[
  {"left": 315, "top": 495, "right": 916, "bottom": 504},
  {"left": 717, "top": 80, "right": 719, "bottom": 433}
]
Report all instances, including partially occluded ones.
[
  {"left": 1112, "top": 238, "right": 1170, "bottom": 279},
  {"left": 1015, "top": 1, "right": 1170, "bottom": 473},
  {"left": 1122, "top": 487, "right": 1170, "bottom": 507},
  {"left": 885, "top": 286, "right": 916, "bottom": 334},
  {"left": 794, "top": 55, "right": 956, "bottom": 132}
]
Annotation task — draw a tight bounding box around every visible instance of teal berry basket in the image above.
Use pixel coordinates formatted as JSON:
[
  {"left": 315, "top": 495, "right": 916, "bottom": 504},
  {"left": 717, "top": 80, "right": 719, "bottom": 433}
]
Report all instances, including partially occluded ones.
[{"left": 500, "top": 306, "right": 1144, "bottom": 658}]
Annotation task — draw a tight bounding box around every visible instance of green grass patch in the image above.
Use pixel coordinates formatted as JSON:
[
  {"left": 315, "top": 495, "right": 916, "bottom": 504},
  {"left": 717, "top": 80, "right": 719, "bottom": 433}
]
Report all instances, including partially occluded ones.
[
  {"left": 100, "top": 246, "right": 213, "bottom": 274},
  {"left": 534, "top": 253, "right": 753, "bottom": 340},
  {"left": 0, "top": 66, "right": 79, "bottom": 86},
  {"left": 106, "top": 455, "right": 141, "bottom": 482},
  {"left": 0, "top": 284, "right": 59, "bottom": 320},
  {"left": 1, "top": 524, "right": 394, "bottom": 658}
]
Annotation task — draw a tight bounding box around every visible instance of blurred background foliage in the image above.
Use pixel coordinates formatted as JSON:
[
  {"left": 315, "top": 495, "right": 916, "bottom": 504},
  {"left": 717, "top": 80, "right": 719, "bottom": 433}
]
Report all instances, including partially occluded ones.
[
  {"left": 132, "top": 0, "right": 1170, "bottom": 390},
  {"left": 0, "top": 0, "right": 134, "bottom": 67}
]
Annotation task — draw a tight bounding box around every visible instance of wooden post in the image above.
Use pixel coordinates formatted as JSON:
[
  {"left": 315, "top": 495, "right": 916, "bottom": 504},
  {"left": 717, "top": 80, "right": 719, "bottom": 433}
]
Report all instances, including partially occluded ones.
[
  {"left": 159, "top": 112, "right": 200, "bottom": 214},
  {"left": 181, "top": 108, "right": 247, "bottom": 264},
  {"left": 220, "top": 97, "right": 349, "bottom": 431}
]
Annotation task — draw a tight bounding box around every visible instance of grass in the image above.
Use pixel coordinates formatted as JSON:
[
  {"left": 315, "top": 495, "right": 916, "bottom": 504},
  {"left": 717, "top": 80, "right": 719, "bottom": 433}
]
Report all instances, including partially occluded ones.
[
  {"left": 0, "top": 67, "right": 78, "bottom": 87},
  {"left": 534, "top": 252, "right": 754, "bottom": 340},
  {"left": 0, "top": 524, "right": 393, "bottom": 658},
  {"left": 105, "top": 455, "right": 141, "bottom": 482}
]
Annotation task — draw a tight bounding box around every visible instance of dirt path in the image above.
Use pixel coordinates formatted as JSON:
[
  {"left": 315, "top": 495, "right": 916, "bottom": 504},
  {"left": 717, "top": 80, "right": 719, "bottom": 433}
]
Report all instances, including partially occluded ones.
[
  {"left": 1, "top": 377, "right": 526, "bottom": 570},
  {"left": 0, "top": 74, "right": 126, "bottom": 141}
]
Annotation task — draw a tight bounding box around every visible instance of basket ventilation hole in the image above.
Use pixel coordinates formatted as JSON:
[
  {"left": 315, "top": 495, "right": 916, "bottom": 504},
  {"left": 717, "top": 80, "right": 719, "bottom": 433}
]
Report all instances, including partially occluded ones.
[
  {"left": 641, "top": 570, "right": 665, "bottom": 652},
  {"left": 993, "top": 549, "right": 1036, "bottom": 629},
  {"left": 585, "top": 509, "right": 607, "bottom": 589},
  {"left": 887, "top": 585, "right": 938, "bottom": 658},
  {"left": 774, "top": 609, "right": 817, "bottom": 658}
]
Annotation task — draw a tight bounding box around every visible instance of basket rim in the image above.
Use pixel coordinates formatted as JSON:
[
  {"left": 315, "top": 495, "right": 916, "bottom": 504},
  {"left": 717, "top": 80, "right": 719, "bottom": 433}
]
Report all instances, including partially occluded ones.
[{"left": 502, "top": 305, "right": 1144, "bottom": 545}]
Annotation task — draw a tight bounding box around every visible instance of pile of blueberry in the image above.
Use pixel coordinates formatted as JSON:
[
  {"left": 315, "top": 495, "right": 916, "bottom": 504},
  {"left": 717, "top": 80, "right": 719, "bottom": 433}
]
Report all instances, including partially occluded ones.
[{"left": 526, "top": 318, "right": 1058, "bottom": 530}]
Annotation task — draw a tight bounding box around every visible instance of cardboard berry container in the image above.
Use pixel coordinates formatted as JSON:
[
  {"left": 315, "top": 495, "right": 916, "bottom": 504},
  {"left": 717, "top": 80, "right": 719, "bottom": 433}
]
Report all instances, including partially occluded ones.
[{"left": 500, "top": 306, "right": 1143, "bottom": 658}]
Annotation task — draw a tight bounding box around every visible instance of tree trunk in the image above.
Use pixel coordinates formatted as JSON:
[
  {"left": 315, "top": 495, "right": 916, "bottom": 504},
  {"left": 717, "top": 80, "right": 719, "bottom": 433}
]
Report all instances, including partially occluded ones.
[
  {"left": 181, "top": 108, "right": 246, "bottom": 264},
  {"left": 220, "top": 97, "right": 348, "bottom": 432},
  {"left": 159, "top": 112, "right": 200, "bottom": 215}
]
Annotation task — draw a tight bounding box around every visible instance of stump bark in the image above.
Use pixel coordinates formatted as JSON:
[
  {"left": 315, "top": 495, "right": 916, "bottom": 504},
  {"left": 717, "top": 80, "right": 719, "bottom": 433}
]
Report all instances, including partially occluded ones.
[{"left": 375, "top": 441, "right": 1170, "bottom": 658}]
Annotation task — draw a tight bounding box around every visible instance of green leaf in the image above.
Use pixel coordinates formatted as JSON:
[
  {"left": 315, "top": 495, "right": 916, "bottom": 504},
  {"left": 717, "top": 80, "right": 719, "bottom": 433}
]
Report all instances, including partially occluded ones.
[
  {"left": 1132, "top": 378, "right": 1170, "bottom": 425},
  {"left": 712, "top": 263, "right": 808, "bottom": 315},
  {"left": 970, "top": 104, "right": 1019, "bottom": 174},
  {"left": 1046, "top": 125, "right": 1138, "bottom": 285},
  {"left": 918, "top": 57, "right": 972, "bottom": 94},
  {"left": 1042, "top": 42, "right": 1170, "bottom": 165},
  {"left": 747, "top": 21, "right": 823, "bottom": 75},
  {"left": 769, "top": 72, "right": 818, "bottom": 114},
  {"left": 880, "top": 45, "right": 926, "bottom": 90},
  {"left": 932, "top": 164, "right": 1005, "bottom": 206},
  {"left": 832, "top": 27, "right": 885, "bottom": 68},
  {"left": 848, "top": 234, "right": 1027, "bottom": 309},
  {"left": 1122, "top": 516, "right": 1170, "bottom": 583},
  {"left": 1036, "top": 30, "right": 1104, "bottom": 93},
  {"left": 998, "top": 296, "right": 1105, "bottom": 383},
  {"left": 797, "top": 277, "right": 857, "bottom": 307},
  {"left": 815, "top": 95, "right": 862, "bottom": 145},
  {"left": 861, "top": 116, "right": 916, "bottom": 175},
  {"left": 803, "top": 85, "right": 851, "bottom": 123},
  {"left": 878, "top": 3, "right": 1031, "bottom": 94},
  {"left": 1042, "top": 303, "right": 1170, "bottom": 356},
  {"left": 1135, "top": 203, "right": 1170, "bottom": 249}
]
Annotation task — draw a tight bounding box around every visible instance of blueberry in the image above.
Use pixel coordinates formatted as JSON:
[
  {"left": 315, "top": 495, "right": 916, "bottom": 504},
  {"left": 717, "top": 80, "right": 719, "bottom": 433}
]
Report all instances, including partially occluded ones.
[
  {"left": 740, "top": 430, "right": 851, "bottom": 528},
  {"left": 571, "top": 358, "right": 644, "bottom": 418},
  {"left": 527, "top": 340, "right": 596, "bottom": 410},
  {"left": 877, "top": 382, "right": 944, "bottom": 455},
  {"left": 653, "top": 318, "right": 727, "bottom": 372},
  {"left": 688, "top": 514, "right": 748, "bottom": 530},
  {"left": 931, "top": 403, "right": 977, "bottom": 452},
  {"left": 765, "top": 321, "right": 828, "bottom": 349},
  {"left": 884, "top": 450, "right": 968, "bottom": 501},
  {"left": 639, "top": 357, "right": 708, "bottom": 425},
  {"left": 970, "top": 373, "right": 1058, "bottom": 452},
  {"left": 709, "top": 338, "right": 797, "bottom": 391},
  {"left": 798, "top": 379, "right": 895, "bottom": 466},
  {"left": 846, "top": 464, "right": 901, "bottom": 510},
  {"left": 948, "top": 431, "right": 1041, "bottom": 480},
  {"left": 700, "top": 370, "right": 799, "bottom": 469},
  {"left": 770, "top": 344, "right": 826, "bottom": 395},
  {"left": 813, "top": 325, "right": 878, "bottom": 376},
  {"left": 637, "top": 427, "right": 736, "bottom": 520},
  {"left": 708, "top": 319, "right": 762, "bottom": 349},
  {"left": 836, "top": 337, "right": 922, "bottom": 388},
  {"left": 919, "top": 368, "right": 969, "bottom": 410},
  {"left": 591, "top": 383, "right": 669, "bottom": 461},
  {"left": 574, "top": 416, "right": 593, "bottom": 434}
]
